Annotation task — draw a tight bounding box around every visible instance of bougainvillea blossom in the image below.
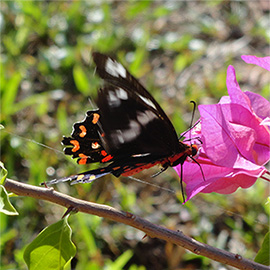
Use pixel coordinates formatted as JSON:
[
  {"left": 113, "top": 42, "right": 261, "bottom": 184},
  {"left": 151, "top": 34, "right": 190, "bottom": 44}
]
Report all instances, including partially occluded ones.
[{"left": 174, "top": 56, "right": 270, "bottom": 202}]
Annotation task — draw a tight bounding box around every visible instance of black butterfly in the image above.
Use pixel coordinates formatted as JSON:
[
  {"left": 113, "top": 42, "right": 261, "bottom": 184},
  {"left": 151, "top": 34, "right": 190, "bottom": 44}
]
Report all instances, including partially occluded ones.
[{"left": 45, "top": 52, "right": 198, "bottom": 197}]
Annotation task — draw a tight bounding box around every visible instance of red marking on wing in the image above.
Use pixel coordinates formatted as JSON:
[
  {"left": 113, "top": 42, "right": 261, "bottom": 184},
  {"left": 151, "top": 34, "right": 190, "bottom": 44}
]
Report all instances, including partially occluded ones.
[
  {"left": 79, "top": 125, "right": 87, "bottom": 137},
  {"left": 121, "top": 161, "right": 161, "bottom": 177},
  {"left": 101, "top": 150, "right": 107, "bottom": 156},
  {"left": 101, "top": 154, "right": 113, "bottom": 162},
  {"left": 70, "top": 140, "right": 80, "bottom": 152},
  {"left": 92, "top": 113, "right": 100, "bottom": 124},
  {"left": 78, "top": 153, "right": 88, "bottom": 165}
]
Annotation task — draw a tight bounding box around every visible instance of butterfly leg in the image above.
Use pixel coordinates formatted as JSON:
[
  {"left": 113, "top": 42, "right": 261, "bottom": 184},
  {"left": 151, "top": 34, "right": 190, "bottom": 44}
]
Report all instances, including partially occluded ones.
[
  {"left": 151, "top": 165, "right": 168, "bottom": 178},
  {"left": 179, "top": 163, "right": 186, "bottom": 203}
]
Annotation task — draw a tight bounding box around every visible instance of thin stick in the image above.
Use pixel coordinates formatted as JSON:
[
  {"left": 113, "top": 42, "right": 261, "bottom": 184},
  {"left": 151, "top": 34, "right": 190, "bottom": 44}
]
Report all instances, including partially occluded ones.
[{"left": 4, "top": 178, "right": 269, "bottom": 270}]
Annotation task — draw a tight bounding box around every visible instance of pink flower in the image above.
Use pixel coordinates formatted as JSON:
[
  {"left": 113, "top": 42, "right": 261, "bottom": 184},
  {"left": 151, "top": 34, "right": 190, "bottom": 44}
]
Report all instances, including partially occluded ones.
[
  {"left": 174, "top": 56, "right": 270, "bottom": 202},
  {"left": 241, "top": 55, "right": 270, "bottom": 71}
]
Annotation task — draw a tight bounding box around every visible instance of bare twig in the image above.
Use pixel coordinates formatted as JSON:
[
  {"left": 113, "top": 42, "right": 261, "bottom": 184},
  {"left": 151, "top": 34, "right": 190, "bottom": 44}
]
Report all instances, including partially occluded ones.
[{"left": 4, "top": 178, "right": 269, "bottom": 270}]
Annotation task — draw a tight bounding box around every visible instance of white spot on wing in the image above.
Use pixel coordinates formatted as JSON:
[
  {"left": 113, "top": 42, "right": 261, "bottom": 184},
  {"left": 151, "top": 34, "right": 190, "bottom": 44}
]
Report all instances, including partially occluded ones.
[
  {"left": 132, "top": 153, "right": 151, "bottom": 157},
  {"left": 115, "top": 130, "right": 125, "bottom": 144},
  {"left": 112, "top": 120, "right": 141, "bottom": 146},
  {"left": 138, "top": 95, "right": 157, "bottom": 109},
  {"left": 108, "top": 91, "right": 121, "bottom": 107},
  {"left": 91, "top": 142, "right": 100, "bottom": 149},
  {"left": 116, "top": 88, "right": 128, "bottom": 100},
  {"left": 137, "top": 110, "right": 157, "bottom": 126},
  {"left": 111, "top": 110, "right": 157, "bottom": 147},
  {"left": 105, "top": 58, "right": 127, "bottom": 78}
]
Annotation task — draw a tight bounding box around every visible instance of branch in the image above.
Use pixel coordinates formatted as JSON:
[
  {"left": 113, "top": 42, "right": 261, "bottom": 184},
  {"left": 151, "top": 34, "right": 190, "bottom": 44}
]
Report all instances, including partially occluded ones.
[{"left": 4, "top": 178, "right": 268, "bottom": 270}]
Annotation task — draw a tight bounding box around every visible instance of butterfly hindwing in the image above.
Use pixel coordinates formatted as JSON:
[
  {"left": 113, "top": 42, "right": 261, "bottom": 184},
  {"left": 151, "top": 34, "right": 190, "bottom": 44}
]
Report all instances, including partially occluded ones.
[{"left": 62, "top": 110, "right": 113, "bottom": 165}]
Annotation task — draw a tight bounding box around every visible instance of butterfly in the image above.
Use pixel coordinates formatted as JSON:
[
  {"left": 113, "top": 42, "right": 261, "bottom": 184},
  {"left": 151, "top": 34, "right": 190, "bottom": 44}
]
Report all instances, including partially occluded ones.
[{"left": 45, "top": 52, "right": 198, "bottom": 198}]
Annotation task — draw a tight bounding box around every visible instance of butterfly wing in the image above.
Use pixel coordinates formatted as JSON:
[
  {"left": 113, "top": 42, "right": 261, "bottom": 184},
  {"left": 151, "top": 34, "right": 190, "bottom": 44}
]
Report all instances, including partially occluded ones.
[
  {"left": 45, "top": 53, "right": 191, "bottom": 186},
  {"left": 62, "top": 110, "right": 113, "bottom": 165},
  {"left": 92, "top": 52, "right": 186, "bottom": 159}
]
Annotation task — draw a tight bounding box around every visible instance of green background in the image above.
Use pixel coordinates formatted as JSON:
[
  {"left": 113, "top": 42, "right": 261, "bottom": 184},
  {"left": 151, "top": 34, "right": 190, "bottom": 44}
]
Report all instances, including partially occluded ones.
[{"left": 1, "top": 1, "right": 269, "bottom": 269}]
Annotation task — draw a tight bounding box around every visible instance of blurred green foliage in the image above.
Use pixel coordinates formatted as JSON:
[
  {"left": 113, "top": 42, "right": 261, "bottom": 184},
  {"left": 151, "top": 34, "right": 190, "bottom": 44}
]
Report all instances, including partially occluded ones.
[{"left": 1, "top": 1, "right": 269, "bottom": 269}]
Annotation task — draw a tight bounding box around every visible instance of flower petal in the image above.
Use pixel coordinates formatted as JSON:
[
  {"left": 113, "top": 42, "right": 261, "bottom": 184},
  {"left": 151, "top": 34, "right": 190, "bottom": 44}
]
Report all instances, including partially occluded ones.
[
  {"left": 244, "top": 91, "right": 270, "bottom": 120},
  {"left": 241, "top": 55, "right": 270, "bottom": 71},
  {"left": 261, "top": 117, "right": 270, "bottom": 127},
  {"left": 199, "top": 103, "right": 270, "bottom": 166},
  {"left": 174, "top": 57, "right": 270, "bottom": 202},
  {"left": 226, "top": 65, "right": 251, "bottom": 111},
  {"left": 176, "top": 156, "right": 266, "bottom": 201}
]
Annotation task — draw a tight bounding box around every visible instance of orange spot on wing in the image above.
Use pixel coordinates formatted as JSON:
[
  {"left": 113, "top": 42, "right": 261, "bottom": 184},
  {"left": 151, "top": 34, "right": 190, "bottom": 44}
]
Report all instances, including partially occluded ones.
[
  {"left": 70, "top": 140, "right": 80, "bottom": 152},
  {"left": 79, "top": 125, "right": 87, "bottom": 137},
  {"left": 101, "top": 155, "right": 113, "bottom": 162},
  {"left": 101, "top": 150, "right": 107, "bottom": 156},
  {"left": 92, "top": 113, "right": 100, "bottom": 124},
  {"left": 78, "top": 153, "right": 88, "bottom": 165}
]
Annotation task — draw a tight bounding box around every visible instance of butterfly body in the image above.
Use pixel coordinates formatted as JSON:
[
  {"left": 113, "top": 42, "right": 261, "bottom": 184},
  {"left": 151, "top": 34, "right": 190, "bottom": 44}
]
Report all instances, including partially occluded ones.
[{"left": 46, "top": 52, "right": 197, "bottom": 186}]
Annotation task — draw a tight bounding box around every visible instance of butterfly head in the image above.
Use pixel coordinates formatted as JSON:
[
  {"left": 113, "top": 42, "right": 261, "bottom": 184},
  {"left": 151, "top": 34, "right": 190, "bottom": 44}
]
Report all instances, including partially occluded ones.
[{"left": 190, "top": 144, "right": 198, "bottom": 157}]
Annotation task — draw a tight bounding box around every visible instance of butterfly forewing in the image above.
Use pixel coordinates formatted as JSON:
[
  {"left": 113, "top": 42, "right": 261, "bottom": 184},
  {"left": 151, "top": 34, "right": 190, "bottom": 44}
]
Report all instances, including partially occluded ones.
[
  {"left": 92, "top": 52, "right": 184, "bottom": 157},
  {"left": 92, "top": 52, "right": 175, "bottom": 124}
]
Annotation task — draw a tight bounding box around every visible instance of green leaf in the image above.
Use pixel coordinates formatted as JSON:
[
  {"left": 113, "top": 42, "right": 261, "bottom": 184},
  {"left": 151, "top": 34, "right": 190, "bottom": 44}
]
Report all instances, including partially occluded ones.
[
  {"left": 9, "top": 92, "right": 50, "bottom": 115},
  {"left": 0, "top": 163, "right": 17, "bottom": 215},
  {"left": 126, "top": 1, "right": 151, "bottom": 19},
  {"left": 153, "top": 6, "right": 170, "bottom": 18},
  {"left": 174, "top": 54, "right": 188, "bottom": 72},
  {"left": 254, "top": 232, "right": 270, "bottom": 266},
  {"left": 0, "top": 161, "right": 7, "bottom": 185},
  {"left": 57, "top": 103, "right": 69, "bottom": 134},
  {"left": 129, "top": 48, "right": 147, "bottom": 77},
  {"left": 76, "top": 213, "right": 98, "bottom": 256},
  {"left": 73, "top": 65, "right": 90, "bottom": 95},
  {"left": 0, "top": 185, "right": 19, "bottom": 215},
  {"left": 1, "top": 71, "right": 22, "bottom": 116},
  {"left": 107, "top": 250, "right": 133, "bottom": 270},
  {"left": 24, "top": 217, "right": 76, "bottom": 270}
]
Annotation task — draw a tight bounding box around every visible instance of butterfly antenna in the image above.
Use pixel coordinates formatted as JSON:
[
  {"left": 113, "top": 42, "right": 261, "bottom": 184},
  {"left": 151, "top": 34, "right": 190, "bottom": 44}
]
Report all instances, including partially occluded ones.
[
  {"left": 179, "top": 101, "right": 197, "bottom": 140},
  {"left": 126, "top": 175, "right": 175, "bottom": 194},
  {"left": 182, "top": 136, "right": 203, "bottom": 145},
  {"left": 189, "top": 101, "right": 196, "bottom": 127},
  {"left": 180, "top": 120, "right": 200, "bottom": 139}
]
